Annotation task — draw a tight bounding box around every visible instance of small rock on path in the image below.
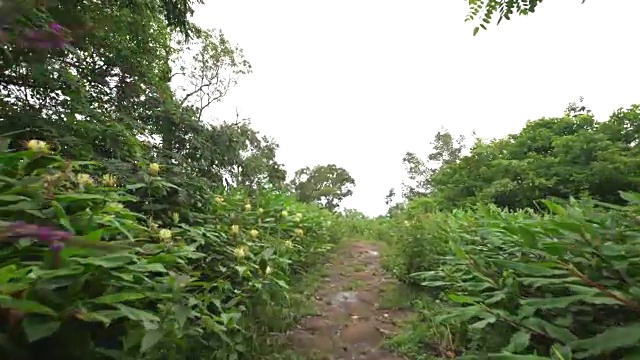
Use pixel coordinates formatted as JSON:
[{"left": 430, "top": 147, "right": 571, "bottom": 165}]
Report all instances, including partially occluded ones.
[{"left": 286, "top": 241, "right": 412, "bottom": 360}]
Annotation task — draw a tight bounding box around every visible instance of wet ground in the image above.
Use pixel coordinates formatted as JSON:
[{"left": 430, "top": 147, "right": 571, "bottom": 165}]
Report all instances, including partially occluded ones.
[{"left": 285, "top": 241, "right": 413, "bottom": 360}]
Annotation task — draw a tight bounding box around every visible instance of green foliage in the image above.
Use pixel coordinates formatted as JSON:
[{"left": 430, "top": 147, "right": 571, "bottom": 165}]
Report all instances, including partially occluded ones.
[
  {"left": 401, "top": 129, "right": 467, "bottom": 201},
  {"left": 404, "top": 105, "right": 640, "bottom": 211},
  {"left": 465, "top": 0, "right": 586, "bottom": 36},
  {"left": 0, "top": 146, "right": 336, "bottom": 359},
  {"left": 408, "top": 197, "right": 640, "bottom": 359},
  {"left": 290, "top": 164, "right": 356, "bottom": 212},
  {"left": 340, "top": 195, "right": 640, "bottom": 359},
  {"left": 331, "top": 209, "right": 395, "bottom": 243}
]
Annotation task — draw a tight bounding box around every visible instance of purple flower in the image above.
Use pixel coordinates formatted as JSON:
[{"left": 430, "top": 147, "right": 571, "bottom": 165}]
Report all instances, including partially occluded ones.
[
  {"left": 37, "top": 226, "right": 56, "bottom": 243},
  {"left": 49, "top": 241, "right": 65, "bottom": 253},
  {"left": 8, "top": 221, "right": 38, "bottom": 236},
  {"left": 6, "top": 221, "right": 72, "bottom": 244},
  {"left": 49, "top": 23, "right": 63, "bottom": 33}
]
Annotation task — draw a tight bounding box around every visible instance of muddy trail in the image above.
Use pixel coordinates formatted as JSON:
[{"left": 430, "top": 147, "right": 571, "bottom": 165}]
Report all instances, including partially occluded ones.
[{"left": 285, "top": 241, "right": 413, "bottom": 360}]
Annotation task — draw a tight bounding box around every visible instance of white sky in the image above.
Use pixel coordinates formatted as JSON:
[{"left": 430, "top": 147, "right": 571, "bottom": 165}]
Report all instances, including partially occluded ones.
[{"left": 190, "top": 0, "right": 640, "bottom": 217}]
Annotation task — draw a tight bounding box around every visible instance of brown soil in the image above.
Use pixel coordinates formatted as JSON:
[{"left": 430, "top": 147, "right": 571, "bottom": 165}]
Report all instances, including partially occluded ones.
[{"left": 285, "top": 241, "right": 413, "bottom": 360}]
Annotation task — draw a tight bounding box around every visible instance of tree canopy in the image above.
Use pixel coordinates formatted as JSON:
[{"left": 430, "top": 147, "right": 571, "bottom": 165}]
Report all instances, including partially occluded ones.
[
  {"left": 394, "top": 101, "right": 640, "bottom": 211},
  {"left": 290, "top": 164, "right": 356, "bottom": 211}
]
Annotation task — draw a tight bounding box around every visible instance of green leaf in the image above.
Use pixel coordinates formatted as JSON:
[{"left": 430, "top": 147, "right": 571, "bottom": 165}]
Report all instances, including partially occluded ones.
[
  {"left": 620, "top": 191, "right": 640, "bottom": 204},
  {"left": 220, "top": 312, "right": 242, "bottom": 327},
  {"left": 0, "top": 201, "right": 40, "bottom": 211},
  {"left": 85, "top": 229, "right": 104, "bottom": 242},
  {"left": 127, "top": 263, "right": 167, "bottom": 273},
  {"left": 571, "top": 322, "right": 640, "bottom": 359},
  {"left": 127, "top": 183, "right": 147, "bottom": 190},
  {"left": 551, "top": 344, "right": 572, "bottom": 360},
  {"left": 0, "top": 296, "right": 56, "bottom": 316},
  {"left": 504, "top": 330, "right": 531, "bottom": 353},
  {"left": 73, "top": 254, "right": 136, "bottom": 268},
  {"left": 542, "top": 200, "right": 568, "bottom": 216},
  {"left": 0, "top": 175, "right": 18, "bottom": 185},
  {"left": 112, "top": 304, "right": 160, "bottom": 328},
  {"left": 522, "top": 318, "right": 577, "bottom": 344},
  {"left": 520, "top": 294, "right": 620, "bottom": 309},
  {"left": 435, "top": 305, "right": 486, "bottom": 323},
  {"left": 0, "top": 195, "right": 29, "bottom": 202},
  {"left": 272, "top": 278, "right": 290, "bottom": 289},
  {"left": 261, "top": 247, "right": 275, "bottom": 259},
  {"left": 0, "top": 283, "right": 30, "bottom": 294},
  {"left": 140, "top": 329, "right": 164, "bottom": 353},
  {"left": 492, "top": 259, "right": 566, "bottom": 276},
  {"left": 517, "top": 226, "right": 539, "bottom": 248},
  {"left": 50, "top": 201, "right": 73, "bottom": 232},
  {"left": 469, "top": 315, "right": 497, "bottom": 329},
  {"left": 519, "top": 277, "right": 580, "bottom": 288},
  {"left": 449, "top": 240, "right": 468, "bottom": 259},
  {"left": 74, "top": 309, "right": 126, "bottom": 325},
  {"left": 447, "top": 293, "right": 481, "bottom": 304},
  {"left": 92, "top": 292, "right": 147, "bottom": 304},
  {"left": 22, "top": 316, "right": 61, "bottom": 342},
  {"left": 174, "top": 305, "right": 190, "bottom": 328},
  {"left": 489, "top": 354, "right": 550, "bottom": 360},
  {"left": 55, "top": 193, "right": 106, "bottom": 201}
]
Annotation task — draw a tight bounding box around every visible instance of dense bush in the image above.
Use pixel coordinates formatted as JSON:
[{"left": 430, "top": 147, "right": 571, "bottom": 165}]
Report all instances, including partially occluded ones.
[
  {"left": 0, "top": 143, "right": 337, "bottom": 359},
  {"left": 342, "top": 195, "right": 640, "bottom": 359}
]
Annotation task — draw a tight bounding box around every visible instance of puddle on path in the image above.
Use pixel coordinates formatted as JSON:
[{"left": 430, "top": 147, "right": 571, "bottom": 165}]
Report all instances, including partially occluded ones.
[{"left": 331, "top": 291, "right": 359, "bottom": 308}]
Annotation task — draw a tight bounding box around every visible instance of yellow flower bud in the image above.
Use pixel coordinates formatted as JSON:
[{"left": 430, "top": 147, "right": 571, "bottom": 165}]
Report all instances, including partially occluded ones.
[
  {"left": 258, "top": 208, "right": 264, "bottom": 214},
  {"left": 76, "top": 173, "right": 94, "bottom": 187},
  {"left": 158, "top": 229, "right": 172, "bottom": 241},
  {"left": 101, "top": 174, "right": 117, "bottom": 187},
  {"left": 27, "top": 139, "right": 49, "bottom": 153},
  {"left": 234, "top": 246, "right": 248, "bottom": 259},
  {"left": 215, "top": 196, "right": 225, "bottom": 203},
  {"left": 244, "top": 203, "right": 252, "bottom": 211},
  {"left": 148, "top": 163, "right": 160, "bottom": 176},
  {"left": 264, "top": 266, "right": 272, "bottom": 275},
  {"left": 104, "top": 202, "right": 124, "bottom": 213},
  {"left": 294, "top": 228, "right": 304, "bottom": 237},
  {"left": 230, "top": 224, "right": 240, "bottom": 235},
  {"left": 284, "top": 240, "right": 293, "bottom": 248},
  {"left": 249, "top": 229, "right": 259, "bottom": 238},
  {"left": 281, "top": 210, "right": 288, "bottom": 217},
  {"left": 294, "top": 213, "right": 302, "bottom": 222}
]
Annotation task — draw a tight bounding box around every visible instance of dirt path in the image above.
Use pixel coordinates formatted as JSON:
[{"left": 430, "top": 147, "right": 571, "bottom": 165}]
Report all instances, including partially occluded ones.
[{"left": 286, "top": 241, "right": 413, "bottom": 360}]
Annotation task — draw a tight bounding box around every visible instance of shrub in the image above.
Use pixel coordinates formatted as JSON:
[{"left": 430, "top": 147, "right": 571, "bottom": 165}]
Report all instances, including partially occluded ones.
[
  {"left": 0, "top": 143, "right": 336, "bottom": 359},
  {"left": 381, "top": 196, "right": 640, "bottom": 359}
]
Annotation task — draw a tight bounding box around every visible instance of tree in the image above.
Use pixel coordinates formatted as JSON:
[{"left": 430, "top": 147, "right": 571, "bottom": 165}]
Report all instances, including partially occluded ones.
[
  {"left": 401, "top": 128, "right": 467, "bottom": 200},
  {"left": 466, "top": 0, "right": 587, "bottom": 36},
  {"left": 424, "top": 104, "right": 640, "bottom": 210},
  {"left": 171, "top": 28, "right": 251, "bottom": 122},
  {"left": 290, "top": 164, "right": 356, "bottom": 211},
  {"left": 0, "top": 0, "right": 291, "bottom": 225}
]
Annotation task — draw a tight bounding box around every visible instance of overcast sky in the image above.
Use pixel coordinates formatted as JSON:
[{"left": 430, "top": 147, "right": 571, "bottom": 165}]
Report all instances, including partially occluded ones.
[{"left": 189, "top": 0, "right": 640, "bottom": 216}]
